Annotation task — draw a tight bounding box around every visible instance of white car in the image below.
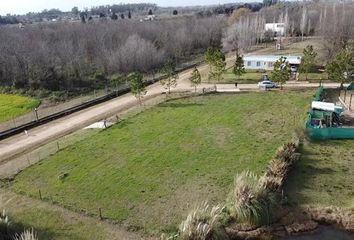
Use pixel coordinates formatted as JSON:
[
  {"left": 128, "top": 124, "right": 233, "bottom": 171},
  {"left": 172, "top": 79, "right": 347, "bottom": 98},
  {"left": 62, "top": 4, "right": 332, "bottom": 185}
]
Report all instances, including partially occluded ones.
[{"left": 258, "top": 80, "right": 278, "bottom": 89}]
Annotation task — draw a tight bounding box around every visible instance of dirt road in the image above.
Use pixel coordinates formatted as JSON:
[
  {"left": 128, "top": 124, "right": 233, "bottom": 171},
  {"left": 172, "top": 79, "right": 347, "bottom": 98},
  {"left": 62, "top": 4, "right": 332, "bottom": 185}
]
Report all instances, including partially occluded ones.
[{"left": 0, "top": 55, "right": 341, "bottom": 164}]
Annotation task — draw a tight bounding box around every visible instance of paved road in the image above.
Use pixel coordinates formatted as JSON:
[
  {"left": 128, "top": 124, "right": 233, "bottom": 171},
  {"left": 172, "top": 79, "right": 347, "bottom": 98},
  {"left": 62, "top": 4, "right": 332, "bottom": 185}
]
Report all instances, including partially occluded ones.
[{"left": 0, "top": 56, "right": 342, "bottom": 164}]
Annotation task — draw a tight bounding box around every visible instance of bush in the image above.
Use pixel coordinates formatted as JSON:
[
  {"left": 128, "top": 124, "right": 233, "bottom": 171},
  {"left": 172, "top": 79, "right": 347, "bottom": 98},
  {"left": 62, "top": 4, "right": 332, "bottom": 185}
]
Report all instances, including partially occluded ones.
[
  {"left": 261, "top": 140, "right": 300, "bottom": 192},
  {"left": 229, "top": 171, "right": 276, "bottom": 227},
  {"left": 179, "top": 202, "right": 223, "bottom": 240},
  {"left": 14, "top": 229, "right": 38, "bottom": 240}
]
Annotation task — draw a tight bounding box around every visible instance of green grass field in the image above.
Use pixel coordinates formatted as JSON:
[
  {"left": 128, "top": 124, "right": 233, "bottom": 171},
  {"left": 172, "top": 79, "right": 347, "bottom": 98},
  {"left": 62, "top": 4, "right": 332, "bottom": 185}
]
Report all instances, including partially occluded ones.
[
  {"left": 11, "top": 91, "right": 312, "bottom": 235},
  {"left": 211, "top": 68, "right": 269, "bottom": 83},
  {"left": 285, "top": 140, "right": 354, "bottom": 208},
  {"left": 0, "top": 190, "right": 136, "bottom": 240},
  {"left": 298, "top": 72, "right": 328, "bottom": 82},
  {"left": 0, "top": 94, "right": 40, "bottom": 122}
]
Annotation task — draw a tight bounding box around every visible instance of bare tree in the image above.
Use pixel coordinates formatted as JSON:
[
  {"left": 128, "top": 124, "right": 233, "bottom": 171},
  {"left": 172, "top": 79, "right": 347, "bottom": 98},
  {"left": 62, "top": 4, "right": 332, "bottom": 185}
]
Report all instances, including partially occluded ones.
[
  {"left": 0, "top": 16, "right": 224, "bottom": 93},
  {"left": 300, "top": 6, "right": 307, "bottom": 41}
]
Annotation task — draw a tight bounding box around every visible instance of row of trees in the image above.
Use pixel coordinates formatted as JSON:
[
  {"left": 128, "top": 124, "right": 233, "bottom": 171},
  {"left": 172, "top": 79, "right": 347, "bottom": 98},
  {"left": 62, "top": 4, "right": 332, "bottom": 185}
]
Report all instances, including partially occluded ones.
[
  {"left": 223, "top": 1, "right": 354, "bottom": 60},
  {"left": 0, "top": 16, "right": 224, "bottom": 93},
  {"left": 130, "top": 47, "right": 227, "bottom": 104}
]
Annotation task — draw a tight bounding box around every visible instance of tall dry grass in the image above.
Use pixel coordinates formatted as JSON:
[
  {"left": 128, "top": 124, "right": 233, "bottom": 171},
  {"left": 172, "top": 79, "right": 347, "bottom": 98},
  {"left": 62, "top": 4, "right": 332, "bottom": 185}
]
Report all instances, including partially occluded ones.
[
  {"left": 14, "top": 229, "right": 38, "bottom": 240},
  {"left": 229, "top": 171, "right": 276, "bottom": 226},
  {"left": 179, "top": 202, "right": 223, "bottom": 240},
  {"left": 261, "top": 140, "right": 300, "bottom": 192}
]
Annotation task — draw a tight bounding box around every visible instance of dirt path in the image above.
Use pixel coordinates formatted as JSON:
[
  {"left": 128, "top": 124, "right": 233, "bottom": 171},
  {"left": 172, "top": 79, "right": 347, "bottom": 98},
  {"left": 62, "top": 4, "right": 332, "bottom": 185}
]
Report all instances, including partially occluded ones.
[{"left": 0, "top": 52, "right": 341, "bottom": 165}]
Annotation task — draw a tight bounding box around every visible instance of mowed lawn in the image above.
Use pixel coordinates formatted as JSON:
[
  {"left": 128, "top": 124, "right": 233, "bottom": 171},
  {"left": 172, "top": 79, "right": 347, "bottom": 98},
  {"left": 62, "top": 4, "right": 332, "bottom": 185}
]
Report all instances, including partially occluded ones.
[
  {"left": 0, "top": 94, "right": 40, "bottom": 122},
  {"left": 206, "top": 68, "right": 270, "bottom": 84},
  {"left": 285, "top": 140, "right": 354, "bottom": 208},
  {"left": 12, "top": 91, "right": 312, "bottom": 234}
]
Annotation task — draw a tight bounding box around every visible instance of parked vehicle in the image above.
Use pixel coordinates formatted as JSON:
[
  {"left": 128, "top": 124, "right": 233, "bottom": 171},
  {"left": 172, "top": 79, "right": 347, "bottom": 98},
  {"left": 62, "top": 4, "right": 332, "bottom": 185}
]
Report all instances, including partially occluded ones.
[
  {"left": 258, "top": 80, "right": 278, "bottom": 88},
  {"left": 290, "top": 66, "right": 297, "bottom": 72}
]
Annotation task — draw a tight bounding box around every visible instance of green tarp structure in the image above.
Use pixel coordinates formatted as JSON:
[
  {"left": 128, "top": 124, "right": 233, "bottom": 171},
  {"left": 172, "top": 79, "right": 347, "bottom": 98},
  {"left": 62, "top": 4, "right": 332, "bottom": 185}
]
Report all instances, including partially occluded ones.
[
  {"left": 313, "top": 85, "right": 324, "bottom": 101},
  {"left": 306, "top": 86, "right": 354, "bottom": 140},
  {"left": 347, "top": 82, "right": 354, "bottom": 91}
]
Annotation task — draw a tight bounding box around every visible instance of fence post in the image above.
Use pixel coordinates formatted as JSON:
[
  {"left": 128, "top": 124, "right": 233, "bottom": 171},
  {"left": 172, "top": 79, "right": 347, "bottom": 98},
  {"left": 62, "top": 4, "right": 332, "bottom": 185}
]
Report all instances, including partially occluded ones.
[
  {"left": 350, "top": 94, "right": 353, "bottom": 111},
  {"left": 38, "top": 189, "right": 42, "bottom": 200},
  {"left": 99, "top": 207, "right": 103, "bottom": 220},
  {"left": 57, "top": 142, "right": 60, "bottom": 151},
  {"left": 34, "top": 108, "right": 39, "bottom": 121}
]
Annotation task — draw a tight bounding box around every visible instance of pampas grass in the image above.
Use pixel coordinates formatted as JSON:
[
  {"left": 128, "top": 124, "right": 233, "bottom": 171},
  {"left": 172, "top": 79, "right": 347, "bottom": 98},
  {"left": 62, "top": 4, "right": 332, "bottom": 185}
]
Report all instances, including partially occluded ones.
[
  {"left": 229, "top": 171, "right": 276, "bottom": 226},
  {"left": 179, "top": 202, "right": 223, "bottom": 240},
  {"left": 14, "top": 229, "right": 38, "bottom": 240}
]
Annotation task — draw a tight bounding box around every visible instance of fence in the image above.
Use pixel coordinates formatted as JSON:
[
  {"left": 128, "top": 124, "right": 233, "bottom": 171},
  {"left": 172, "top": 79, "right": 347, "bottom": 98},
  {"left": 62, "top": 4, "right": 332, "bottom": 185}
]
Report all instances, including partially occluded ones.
[
  {"left": 0, "top": 60, "right": 203, "bottom": 140},
  {"left": 339, "top": 90, "right": 354, "bottom": 111},
  {"left": 0, "top": 89, "right": 109, "bottom": 132}
]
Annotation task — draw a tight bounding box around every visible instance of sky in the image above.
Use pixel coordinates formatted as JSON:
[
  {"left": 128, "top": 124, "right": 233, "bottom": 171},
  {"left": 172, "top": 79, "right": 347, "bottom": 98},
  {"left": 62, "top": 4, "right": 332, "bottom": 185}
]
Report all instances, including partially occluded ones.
[{"left": 1, "top": 0, "right": 259, "bottom": 15}]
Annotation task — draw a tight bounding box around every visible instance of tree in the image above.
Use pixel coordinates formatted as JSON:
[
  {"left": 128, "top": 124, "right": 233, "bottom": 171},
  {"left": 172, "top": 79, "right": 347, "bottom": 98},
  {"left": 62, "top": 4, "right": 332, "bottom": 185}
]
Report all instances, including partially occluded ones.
[
  {"left": 128, "top": 72, "right": 146, "bottom": 105},
  {"left": 233, "top": 53, "right": 245, "bottom": 80},
  {"left": 263, "top": 0, "right": 277, "bottom": 6},
  {"left": 326, "top": 50, "right": 354, "bottom": 88},
  {"left": 270, "top": 57, "right": 290, "bottom": 89},
  {"left": 72, "top": 7, "right": 79, "bottom": 15},
  {"left": 80, "top": 12, "right": 86, "bottom": 23},
  {"left": 120, "top": 14, "right": 125, "bottom": 19},
  {"left": 299, "top": 45, "right": 317, "bottom": 80},
  {"left": 111, "top": 12, "right": 118, "bottom": 20},
  {"left": 128, "top": 11, "right": 132, "bottom": 19},
  {"left": 227, "top": 7, "right": 251, "bottom": 25},
  {"left": 92, "top": 70, "right": 109, "bottom": 92},
  {"left": 148, "top": 9, "right": 153, "bottom": 15},
  {"left": 205, "top": 48, "right": 226, "bottom": 86},
  {"left": 110, "top": 74, "right": 125, "bottom": 91},
  {"left": 160, "top": 59, "right": 179, "bottom": 94},
  {"left": 300, "top": 6, "right": 307, "bottom": 41},
  {"left": 189, "top": 67, "right": 201, "bottom": 93},
  {"left": 173, "top": 10, "right": 178, "bottom": 15}
]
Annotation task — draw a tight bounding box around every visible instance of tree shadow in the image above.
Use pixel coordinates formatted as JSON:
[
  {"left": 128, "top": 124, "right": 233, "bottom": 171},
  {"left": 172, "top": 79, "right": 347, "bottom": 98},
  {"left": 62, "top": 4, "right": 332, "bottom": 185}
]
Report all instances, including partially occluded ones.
[{"left": 283, "top": 145, "right": 335, "bottom": 206}]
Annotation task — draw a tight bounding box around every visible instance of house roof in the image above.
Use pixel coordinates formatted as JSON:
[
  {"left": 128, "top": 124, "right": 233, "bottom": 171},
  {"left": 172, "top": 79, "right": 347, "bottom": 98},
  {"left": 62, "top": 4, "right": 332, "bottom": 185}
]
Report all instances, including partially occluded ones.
[{"left": 243, "top": 55, "right": 302, "bottom": 64}]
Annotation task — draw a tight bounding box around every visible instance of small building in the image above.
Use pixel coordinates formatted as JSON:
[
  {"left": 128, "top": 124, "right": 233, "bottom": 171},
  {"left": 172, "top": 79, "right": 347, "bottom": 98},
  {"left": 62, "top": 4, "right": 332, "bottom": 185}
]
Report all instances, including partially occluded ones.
[
  {"left": 265, "top": 23, "right": 285, "bottom": 36},
  {"left": 243, "top": 55, "right": 302, "bottom": 71},
  {"left": 143, "top": 15, "right": 156, "bottom": 21}
]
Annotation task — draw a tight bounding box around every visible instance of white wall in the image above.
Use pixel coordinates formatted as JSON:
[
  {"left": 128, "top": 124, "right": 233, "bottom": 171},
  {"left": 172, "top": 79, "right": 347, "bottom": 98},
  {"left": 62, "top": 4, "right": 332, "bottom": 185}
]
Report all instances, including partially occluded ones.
[{"left": 265, "top": 23, "right": 285, "bottom": 36}]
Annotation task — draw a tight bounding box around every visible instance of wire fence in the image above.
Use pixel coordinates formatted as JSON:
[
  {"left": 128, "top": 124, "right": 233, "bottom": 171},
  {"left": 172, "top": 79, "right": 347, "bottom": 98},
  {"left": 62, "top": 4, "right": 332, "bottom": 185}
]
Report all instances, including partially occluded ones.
[
  {"left": 0, "top": 89, "right": 109, "bottom": 132},
  {"left": 0, "top": 58, "right": 203, "bottom": 135}
]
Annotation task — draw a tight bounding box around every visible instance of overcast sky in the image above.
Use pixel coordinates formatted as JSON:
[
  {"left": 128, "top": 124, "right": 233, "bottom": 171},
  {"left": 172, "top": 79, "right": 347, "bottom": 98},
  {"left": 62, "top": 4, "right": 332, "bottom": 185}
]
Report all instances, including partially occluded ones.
[{"left": 1, "top": 0, "right": 260, "bottom": 15}]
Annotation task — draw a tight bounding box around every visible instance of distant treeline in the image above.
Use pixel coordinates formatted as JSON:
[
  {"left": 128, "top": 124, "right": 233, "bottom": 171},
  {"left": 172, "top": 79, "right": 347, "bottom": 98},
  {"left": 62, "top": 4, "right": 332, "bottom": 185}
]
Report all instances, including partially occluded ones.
[
  {"left": 0, "top": 2, "right": 265, "bottom": 25},
  {"left": 0, "top": 16, "right": 224, "bottom": 92},
  {"left": 90, "top": 3, "right": 157, "bottom": 15}
]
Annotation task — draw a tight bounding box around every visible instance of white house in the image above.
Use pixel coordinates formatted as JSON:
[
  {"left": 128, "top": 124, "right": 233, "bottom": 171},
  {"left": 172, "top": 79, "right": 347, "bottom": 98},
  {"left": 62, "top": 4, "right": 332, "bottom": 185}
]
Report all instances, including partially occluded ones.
[
  {"left": 243, "top": 55, "right": 302, "bottom": 71},
  {"left": 265, "top": 23, "right": 285, "bottom": 36}
]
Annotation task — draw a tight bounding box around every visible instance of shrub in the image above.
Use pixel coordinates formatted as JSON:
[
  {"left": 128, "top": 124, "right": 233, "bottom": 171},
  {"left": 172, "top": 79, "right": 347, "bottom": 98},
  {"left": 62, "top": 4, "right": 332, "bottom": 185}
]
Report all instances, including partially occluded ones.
[
  {"left": 261, "top": 140, "right": 300, "bottom": 192},
  {"left": 179, "top": 202, "right": 223, "bottom": 240},
  {"left": 229, "top": 171, "right": 276, "bottom": 227},
  {"left": 0, "top": 209, "right": 10, "bottom": 235},
  {"left": 14, "top": 229, "right": 38, "bottom": 240}
]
